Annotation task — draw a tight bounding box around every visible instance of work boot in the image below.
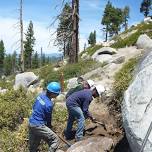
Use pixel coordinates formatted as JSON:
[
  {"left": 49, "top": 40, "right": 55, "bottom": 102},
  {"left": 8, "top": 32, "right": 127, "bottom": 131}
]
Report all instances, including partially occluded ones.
[
  {"left": 63, "top": 130, "right": 74, "bottom": 140},
  {"left": 75, "top": 137, "right": 84, "bottom": 142},
  {"left": 63, "top": 130, "right": 75, "bottom": 140}
]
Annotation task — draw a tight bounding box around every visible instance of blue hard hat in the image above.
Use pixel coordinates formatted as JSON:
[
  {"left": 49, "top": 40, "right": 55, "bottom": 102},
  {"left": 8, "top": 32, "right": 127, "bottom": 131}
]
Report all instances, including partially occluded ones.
[{"left": 47, "top": 82, "right": 61, "bottom": 94}]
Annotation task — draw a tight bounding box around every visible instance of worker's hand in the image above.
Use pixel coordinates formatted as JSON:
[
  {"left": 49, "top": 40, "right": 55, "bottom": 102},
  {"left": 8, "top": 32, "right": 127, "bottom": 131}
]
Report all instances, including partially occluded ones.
[{"left": 90, "top": 116, "right": 96, "bottom": 123}]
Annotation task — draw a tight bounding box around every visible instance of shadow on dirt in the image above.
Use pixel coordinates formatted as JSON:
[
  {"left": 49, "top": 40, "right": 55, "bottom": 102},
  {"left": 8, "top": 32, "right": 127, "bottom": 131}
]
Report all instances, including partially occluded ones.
[{"left": 113, "top": 134, "right": 132, "bottom": 152}]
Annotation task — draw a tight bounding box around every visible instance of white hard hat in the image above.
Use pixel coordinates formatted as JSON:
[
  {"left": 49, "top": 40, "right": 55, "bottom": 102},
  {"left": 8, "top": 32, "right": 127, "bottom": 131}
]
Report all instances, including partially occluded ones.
[
  {"left": 95, "top": 85, "right": 105, "bottom": 95},
  {"left": 87, "top": 80, "right": 95, "bottom": 88}
]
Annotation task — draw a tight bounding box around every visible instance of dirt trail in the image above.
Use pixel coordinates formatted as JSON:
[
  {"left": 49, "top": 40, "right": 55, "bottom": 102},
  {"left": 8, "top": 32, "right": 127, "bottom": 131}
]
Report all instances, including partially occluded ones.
[
  {"left": 88, "top": 99, "right": 132, "bottom": 152},
  {"left": 58, "top": 99, "right": 131, "bottom": 152}
]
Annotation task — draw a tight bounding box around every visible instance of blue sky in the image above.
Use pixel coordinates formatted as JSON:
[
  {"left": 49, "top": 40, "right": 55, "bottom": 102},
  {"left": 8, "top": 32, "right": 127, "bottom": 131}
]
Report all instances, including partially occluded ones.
[{"left": 0, "top": 0, "right": 145, "bottom": 54}]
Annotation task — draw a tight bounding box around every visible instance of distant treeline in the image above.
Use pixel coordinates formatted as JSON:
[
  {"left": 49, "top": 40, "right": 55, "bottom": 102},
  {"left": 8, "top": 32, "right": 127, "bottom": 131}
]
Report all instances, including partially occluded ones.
[{"left": 0, "top": 40, "right": 63, "bottom": 76}]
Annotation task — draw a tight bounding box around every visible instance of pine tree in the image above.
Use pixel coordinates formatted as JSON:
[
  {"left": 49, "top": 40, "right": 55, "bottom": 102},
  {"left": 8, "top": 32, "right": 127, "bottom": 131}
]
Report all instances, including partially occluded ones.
[
  {"left": 11, "top": 51, "right": 17, "bottom": 73},
  {"left": 101, "top": 1, "right": 113, "bottom": 41},
  {"left": 42, "top": 54, "right": 46, "bottom": 66},
  {"left": 94, "top": 30, "right": 96, "bottom": 44},
  {"left": 123, "top": 6, "right": 130, "bottom": 31},
  {"left": 32, "top": 51, "right": 39, "bottom": 69},
  {"left": 140, "top": 0, "right": 152, "bottom": 17},
  {"left": 4, "top": 54, "right": 12, "bottom": 76},
  {"left": 0, "top": 40, "right": 5, "bottom": 74},
  {"left": 88, "top": 30, "right": 96, "bottom": 46},
  {"left": 24, "top": 21, "right": 35, "bottom": 69},
  {"left": 56, "top": 3, "right": 72, "bottom": 57},
  {"left": 101, "top": 1, "right": 124, "bottom": 40},
  {"left": 109, "top": 8, "right": 123, "bottom": 36}
]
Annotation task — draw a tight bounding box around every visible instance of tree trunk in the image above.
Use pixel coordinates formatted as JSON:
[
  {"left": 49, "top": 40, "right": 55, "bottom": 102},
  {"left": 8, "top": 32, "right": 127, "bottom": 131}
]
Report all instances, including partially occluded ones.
[
  {"left": 20, "top": 0, "right": 24, "bottom": 72},
  {"left": 105, "top": 25, "right": 108, "bottom": 42},
  {"left": 69, "top": 0, "right": 79, "bottom": 63},
  {"left": 124, "top": 18, "right": 128, "bottom": 31},
  {"left": 63, "top": 40, "right": 66, "bottom": 57}
]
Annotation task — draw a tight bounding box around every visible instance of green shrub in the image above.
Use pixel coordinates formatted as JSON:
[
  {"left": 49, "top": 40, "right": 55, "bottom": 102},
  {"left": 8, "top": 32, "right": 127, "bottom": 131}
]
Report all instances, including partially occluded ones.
[
  {"left": 41, "top": 60, "right": 102, "bottom": 87},
  {"left": 113, "top": 58, "right": 139, "bottom": 103},
  {"left": 111, "top": 22, "right": 152, "bottom": 48},
  {"left": 80, "top": 44, "right": 103, "bottom": 57},
  {"left": 0, "top": 104, "right": 68, "bottom": 152},
  {"left": 0, "top": 118, "right": 29, "bottom": 152},
  {"left": 52, "top": 104, "right": 68, "bottom": 133},
  {"left": 87, "top": 45, "right": 103, "bottom": 56},
  {"left": 0, "top": 89, "right": 35, "bottom": 130},
  {"left": 0, "top": 79, "right": 14, "bottom": 90},
  {"left": 111, "top": 31, "right": 141, "bottom": 48}
]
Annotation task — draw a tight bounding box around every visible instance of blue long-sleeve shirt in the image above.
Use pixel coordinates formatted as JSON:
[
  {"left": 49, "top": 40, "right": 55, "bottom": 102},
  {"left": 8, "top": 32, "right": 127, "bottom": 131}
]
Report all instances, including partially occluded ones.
[
  {"left": 29, "top": 92, "right": 54, "bottom": 128},
  {"left": 66, "top": 89, "right": 93, "bottom": 118}
]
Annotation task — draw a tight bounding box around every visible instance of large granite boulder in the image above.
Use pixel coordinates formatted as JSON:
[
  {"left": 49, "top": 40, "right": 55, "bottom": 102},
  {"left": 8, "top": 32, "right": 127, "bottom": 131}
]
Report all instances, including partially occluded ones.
[
  {"left": 122, "top": 49, "right": 152, "bottom": 152},
  {"left": 92, "top": 47, "right": 116, "bottom": 63},
  {"left": 14, "top": 72, "right": 39, "bottom": 90},
  {"left": 67, "top": 137, "right": 113, "bottom": 152},
  {"left": 136, "top": 34, "right": 152, "bottom": 50}
]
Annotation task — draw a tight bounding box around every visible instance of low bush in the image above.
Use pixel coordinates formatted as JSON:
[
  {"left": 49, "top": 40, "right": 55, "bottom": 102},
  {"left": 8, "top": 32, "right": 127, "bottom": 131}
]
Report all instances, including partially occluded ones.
[
  {"left": 41, "top": 60, "right": 102, "bottom": 87},
  {"left": 52, "top": 104, "right": 68, "bottom": 133},
  {"left": 111, "top": 31, "right": 141, "bottom": 48},
  {"left": 113, "top": 58, "right": 139, "bottom": 103},
  {"left": 0, "top": 118, "right": 29, "bottom": 152},
  {"left": 80, "top": 44, "right": 103, "bottom": 57},
  {"left": 0, "top": 89, "right": 35, "bottom": 130},
  {"left": 111, "top": 22, "right": 152, "bottom": 48},
  {"left": 0, "top": 79, "right": 14, "bottom": 90},
  {"left": 86, "top": 44, "right": 103, "bottom": 56},
  {"left": 0, "top": 103, "right": 68, "bottom": 151}
]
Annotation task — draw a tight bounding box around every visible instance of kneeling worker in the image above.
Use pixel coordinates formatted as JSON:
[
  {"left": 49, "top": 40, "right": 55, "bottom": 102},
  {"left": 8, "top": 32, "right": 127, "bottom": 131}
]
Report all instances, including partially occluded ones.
[
  {"left": 28, "top": 82, "right": 61, "bottom": 152},
  {"left": 64, "top": 85, "right": 104, "bottom": 141}
]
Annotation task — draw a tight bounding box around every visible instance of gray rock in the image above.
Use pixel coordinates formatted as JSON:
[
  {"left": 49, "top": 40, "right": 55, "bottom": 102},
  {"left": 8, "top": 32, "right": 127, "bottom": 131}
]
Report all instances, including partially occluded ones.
[
  {"left": 81, "top": 52, "right": 91, "bottom": 60},
  {"left": 56, "top": 150, "right": 64, "bottom": 152},
  {"left": 82, "top": 67, "right": 104, "bottom": 80},
  {"left": 120, "top": 29, "right": 138, "bottom": 40},
  {"left": 122, "top": 48, "right": 152, "bottom": 152},
  {"left": 144, "top": 17, "right": 152, "bottom": 23},
  {"left": 136, "top": 34, "right": 152, "bottom": 50},
  {"left": 56, "top": 93, "right": 66, "bottom": 102},
  {"left": 112, "top": 56, "right": 125, "bottom": 64},
  {"left": 1, "top": 75, "right": 6, "bottom": 80},
  {"left": 67, "top": 78, "right": 78, "bottom": 89},
  {"left": 92, "top": 47, "right": 116, "bottom": 63},
  {"left": 67, "top": 137, "right": 113, "bottom": 152},
  {"left": 14, "top": 72, "right": 39, "bottom": 90},
  {"left": 0, "top": 88, "right": 8, "bottom": 94}
]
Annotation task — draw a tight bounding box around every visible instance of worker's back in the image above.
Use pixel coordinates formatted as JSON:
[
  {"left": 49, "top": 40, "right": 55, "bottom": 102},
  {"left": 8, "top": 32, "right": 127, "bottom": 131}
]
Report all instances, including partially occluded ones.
[
  {"left": 65, "top": 84, "right": 84, "bottom": 99},
  {"left": 66, "top": 89, "right": 93, "bottom": 118},
  {"left": 29, "top": 92, "right": 53, "bottom": 126},
  {"left": 66, "top": 89, "right": 92, "bottom": 108}
]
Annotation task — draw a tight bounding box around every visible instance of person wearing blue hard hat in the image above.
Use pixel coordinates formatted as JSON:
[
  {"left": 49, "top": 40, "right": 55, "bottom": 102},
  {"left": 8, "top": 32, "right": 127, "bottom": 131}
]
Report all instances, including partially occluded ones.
[{"left": 28, "top": 82, "right": 61, "bottom": 152}]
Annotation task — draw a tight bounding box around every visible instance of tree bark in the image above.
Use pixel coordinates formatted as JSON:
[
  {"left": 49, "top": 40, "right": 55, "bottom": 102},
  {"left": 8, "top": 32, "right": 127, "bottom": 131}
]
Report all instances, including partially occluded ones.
[
  {"left": 69, "top": 0, "right": 79, "bottom": 63},
  {"left": 20, "top": 0, "right": 24, "bottom": 72}
]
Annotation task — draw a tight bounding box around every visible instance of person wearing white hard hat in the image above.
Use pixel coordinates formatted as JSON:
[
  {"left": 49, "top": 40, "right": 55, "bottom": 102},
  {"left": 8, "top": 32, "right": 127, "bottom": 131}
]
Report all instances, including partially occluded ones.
[
  {"left": 66, "top": 78, "right": 95, "bottom": 99},
  {"left": 94, "top": 84, "right": 105, "bottom": 96},
  {"left": 64, "top": 85, "right": 104, "bottom": 142}
]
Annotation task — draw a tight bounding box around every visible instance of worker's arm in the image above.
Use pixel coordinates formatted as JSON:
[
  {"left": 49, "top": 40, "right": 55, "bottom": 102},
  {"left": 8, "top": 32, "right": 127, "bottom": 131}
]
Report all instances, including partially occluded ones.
[
  {"left": 82, "top": 98, "right": 93, "bottom": 119},
  {"left": 45, "top": 105, "right": 53, "bottom": 128}
]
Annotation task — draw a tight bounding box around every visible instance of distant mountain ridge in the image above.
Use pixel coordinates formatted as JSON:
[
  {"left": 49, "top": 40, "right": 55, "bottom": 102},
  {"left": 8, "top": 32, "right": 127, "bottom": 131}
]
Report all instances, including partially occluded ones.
[
  {"left": 14, "top": 52, "right": 63, "bottom": 59},
  {"left": 45, "top": 53, "right": 63, "bottom": 58}
]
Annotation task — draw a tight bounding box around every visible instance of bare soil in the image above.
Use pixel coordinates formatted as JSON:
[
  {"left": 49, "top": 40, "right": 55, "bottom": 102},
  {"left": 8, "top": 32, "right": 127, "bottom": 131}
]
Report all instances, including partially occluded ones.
[{"left": 59, "top": 100, "right": 131, "bottom": 152}]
